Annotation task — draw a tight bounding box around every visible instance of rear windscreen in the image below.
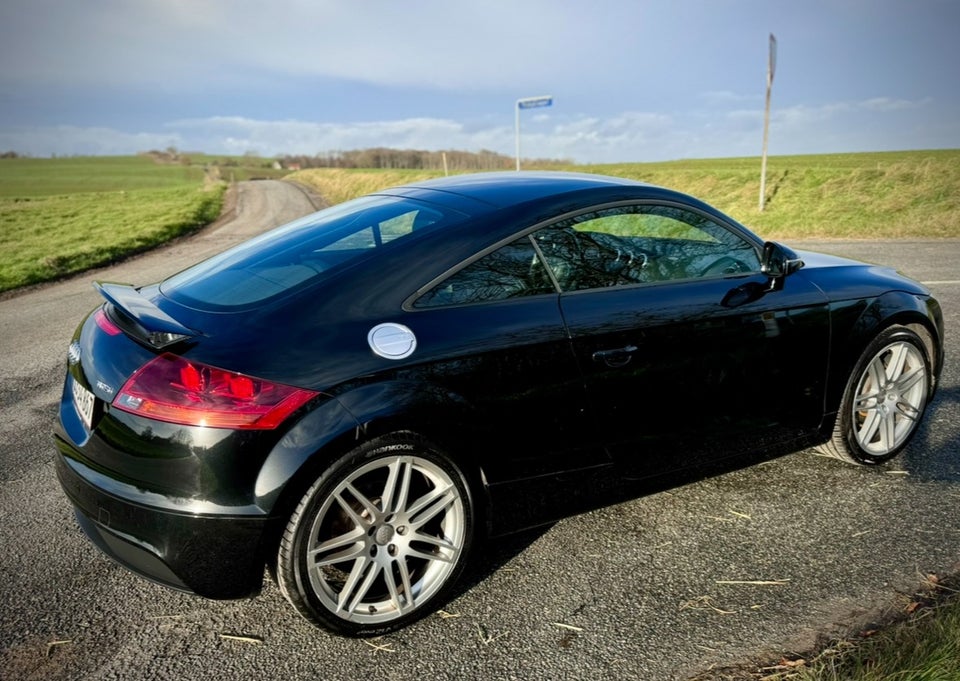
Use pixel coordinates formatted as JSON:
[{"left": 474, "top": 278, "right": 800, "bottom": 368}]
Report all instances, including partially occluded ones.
[{"left": 161, "top": 194, "right": 457, "bottom": 310}]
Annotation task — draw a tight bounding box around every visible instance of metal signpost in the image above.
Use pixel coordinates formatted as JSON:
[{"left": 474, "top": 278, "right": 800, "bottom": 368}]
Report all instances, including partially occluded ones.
[
  {"left": 515, "top": 95, "right": 553, "bottom": 171},
  {"left": 759, "top": 34, "right": 777, "bottom": 212}
]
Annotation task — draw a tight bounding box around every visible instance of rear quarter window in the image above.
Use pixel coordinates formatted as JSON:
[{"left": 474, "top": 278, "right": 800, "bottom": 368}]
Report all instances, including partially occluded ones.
[{"left": 161, "top": 195, "right": 457, "bottom": 310}]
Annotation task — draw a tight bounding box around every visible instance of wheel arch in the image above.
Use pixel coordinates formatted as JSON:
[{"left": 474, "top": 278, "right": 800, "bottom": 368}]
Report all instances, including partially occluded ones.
[
  {"left": 824, "top": 290, "right": 943, "bottom": 425},
  {"left": 255, "top": 379, "right": 492, "bottom": 560}
]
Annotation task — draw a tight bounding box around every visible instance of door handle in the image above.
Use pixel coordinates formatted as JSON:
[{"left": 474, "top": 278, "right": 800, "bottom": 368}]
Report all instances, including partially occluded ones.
[{"left": 592, "top": 345, "right": 638, "bottom": 367}]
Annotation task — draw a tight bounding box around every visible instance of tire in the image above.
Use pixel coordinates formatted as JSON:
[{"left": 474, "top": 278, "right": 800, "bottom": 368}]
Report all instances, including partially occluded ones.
[
  {"left": 276, "top": 433, "right": 474, "bottom": 636},
  {"left": 817, "top": 326, "right": 931, "bottom": 465}
]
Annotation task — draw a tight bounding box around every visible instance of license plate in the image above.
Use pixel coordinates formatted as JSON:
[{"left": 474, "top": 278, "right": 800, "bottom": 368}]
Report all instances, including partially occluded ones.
[{"left": 72, "top": 378, "right": 95, "bottom": 429}]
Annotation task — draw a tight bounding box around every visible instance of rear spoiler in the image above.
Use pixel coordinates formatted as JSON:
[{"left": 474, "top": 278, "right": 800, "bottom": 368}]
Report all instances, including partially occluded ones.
[{"left": 94, "top": 282, "right": 198, "bottom": 349}]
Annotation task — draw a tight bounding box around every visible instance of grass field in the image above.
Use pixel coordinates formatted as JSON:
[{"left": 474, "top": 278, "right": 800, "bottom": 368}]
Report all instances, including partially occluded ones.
[
  {"left": 0, "top": 154, "right": 289, "bottom": 293},
  {"left": 0, "top": 155, "right": 208, "bottom": 197}
]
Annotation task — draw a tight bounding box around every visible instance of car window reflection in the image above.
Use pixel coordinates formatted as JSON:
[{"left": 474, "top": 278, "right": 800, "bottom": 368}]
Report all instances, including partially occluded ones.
[
  {"left": 414, "top": 237, "right": 556, "bottom": 308},
  {"left": 415, "top": 204, "right": 762, "bottom": 308},
  {"left": 534, "top": 205, "right": 761, "bottom": 291}
]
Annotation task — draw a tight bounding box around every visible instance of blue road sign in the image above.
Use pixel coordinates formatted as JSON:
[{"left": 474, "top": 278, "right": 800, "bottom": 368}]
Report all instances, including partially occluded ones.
[{"left": 517, "top": 96, "right": 553, "bottom": 110}]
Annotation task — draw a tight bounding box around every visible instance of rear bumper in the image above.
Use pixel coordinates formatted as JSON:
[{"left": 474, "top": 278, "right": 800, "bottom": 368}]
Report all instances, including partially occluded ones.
[{"left": 55, "top": 438, "right": 277, "bottom": 599}]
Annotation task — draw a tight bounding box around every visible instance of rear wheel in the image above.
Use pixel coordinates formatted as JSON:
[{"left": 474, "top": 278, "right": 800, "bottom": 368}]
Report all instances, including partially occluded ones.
[
  {"left": 277, "top": 433, "right": 473, "bottom": 636},
  {"left": 817, "top": 326, "right": 931, "bottom": 465}
]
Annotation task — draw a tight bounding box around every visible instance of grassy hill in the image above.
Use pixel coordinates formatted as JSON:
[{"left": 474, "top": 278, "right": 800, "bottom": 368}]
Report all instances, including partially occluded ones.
[{"left": 290, "top": 149, "right": 960, "bottom": 240}]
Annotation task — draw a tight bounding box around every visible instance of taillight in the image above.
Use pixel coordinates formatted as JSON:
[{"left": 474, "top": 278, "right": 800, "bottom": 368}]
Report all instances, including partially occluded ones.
[
  {"left": 113, "top": 353, "right": 318, "bottom": 430},
  {"left": 94, "top": 308, "right": 122, "bottom": 336}
]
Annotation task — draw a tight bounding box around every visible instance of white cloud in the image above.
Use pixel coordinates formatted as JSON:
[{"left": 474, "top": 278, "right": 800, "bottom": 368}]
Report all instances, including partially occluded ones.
[
  {"left": 0, "top": 125, "right": 181, "bottom": 157},
  {"left": 2, "top": 113, "right": 686, "bottom": 163},
  {"left": 769, "top": 96, "right": 931, "bottom": 130},
  {"left": 861, "top": 96, "right": 931, "bottom": 112},
  {"left": 1, "top": 92, "right": 953, "bottom": 164},
  {"left": 169, "top": 115, "right": 505, "bottom": 156}
]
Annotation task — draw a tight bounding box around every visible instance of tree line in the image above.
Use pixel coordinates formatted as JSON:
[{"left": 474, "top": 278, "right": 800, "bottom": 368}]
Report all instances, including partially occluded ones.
[
  {"left": 278, "top": 148, "right": 569, "bottom": 171},
  {"left": 0, "top": 147, "right": 570, "bottom": 170}
]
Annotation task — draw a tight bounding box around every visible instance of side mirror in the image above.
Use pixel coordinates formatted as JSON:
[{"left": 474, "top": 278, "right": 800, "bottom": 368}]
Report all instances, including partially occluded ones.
[{"left": 761, "top": 241, "right": 803, "bottom": 290}]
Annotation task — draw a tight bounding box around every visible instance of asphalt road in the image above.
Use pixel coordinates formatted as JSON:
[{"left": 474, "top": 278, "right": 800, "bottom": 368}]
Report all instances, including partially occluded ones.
[{"left": 1, "top": 181, "right": 957, "bottom": 681}]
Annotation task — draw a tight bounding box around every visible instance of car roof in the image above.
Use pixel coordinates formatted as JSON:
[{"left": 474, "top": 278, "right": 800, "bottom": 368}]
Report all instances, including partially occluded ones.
[{"left": 375, "top": 170, "right": 658, "bottom": 210}]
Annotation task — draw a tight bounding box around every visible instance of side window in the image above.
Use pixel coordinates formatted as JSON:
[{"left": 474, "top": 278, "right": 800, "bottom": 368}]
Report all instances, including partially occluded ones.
[
  {"left": 414, "top": 236, "right": 556, "bottom": 308},
  {"left": 325, "top": 209, "right": 431, "bottom": 251},
  {"left": 161, "top": 195, "right": 453, "bottom": 310},
  {"left": 531, "top": 205, "right": 760, "bottom": 292}
]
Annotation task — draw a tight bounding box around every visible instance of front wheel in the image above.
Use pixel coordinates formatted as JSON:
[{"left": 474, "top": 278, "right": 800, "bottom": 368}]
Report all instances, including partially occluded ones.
[
  {"left": 817, "top": 326, "right": 931, "bottom": 465},
  {"left": 277, "top": 433, "right": 474, "bottom": 636}
]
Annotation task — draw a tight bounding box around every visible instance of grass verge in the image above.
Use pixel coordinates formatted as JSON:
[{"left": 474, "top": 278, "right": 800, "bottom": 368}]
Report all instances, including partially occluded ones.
[
  {"left": 692, "top": 574, "right": 960, "bottom": 681},
  {"left": 791, "top": 577, "right": 960, "bottom": 681}
]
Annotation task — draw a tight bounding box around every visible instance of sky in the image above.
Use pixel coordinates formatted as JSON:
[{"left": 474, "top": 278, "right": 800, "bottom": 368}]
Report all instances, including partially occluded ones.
[{"left": 1, "top": 0, "right": 959, "bottom": 164}]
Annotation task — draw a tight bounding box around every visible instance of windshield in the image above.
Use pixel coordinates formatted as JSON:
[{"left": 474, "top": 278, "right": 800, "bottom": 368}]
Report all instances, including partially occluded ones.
[{"left": 161, "top": 194, "right": 459, "bottom": 310}]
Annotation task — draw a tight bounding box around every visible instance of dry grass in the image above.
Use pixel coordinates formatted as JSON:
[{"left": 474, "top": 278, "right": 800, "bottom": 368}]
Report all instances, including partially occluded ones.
[
  {"left": 693, "top": 574, "right": 960, "bottom": 681},
  {"left": 290, "top": 168, "right": 444, "bottom": 206},
  {"left": 792, "top": 586, "right": 960, "bottom": 681}
]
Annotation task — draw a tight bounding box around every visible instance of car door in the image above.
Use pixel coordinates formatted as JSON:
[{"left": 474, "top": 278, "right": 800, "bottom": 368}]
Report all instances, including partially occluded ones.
[
  {"left": 532, "top": 202, "right": 831, "bottom": 478},
  {"left": 410, "top": 234, "right": 603, "bottom": 484}
]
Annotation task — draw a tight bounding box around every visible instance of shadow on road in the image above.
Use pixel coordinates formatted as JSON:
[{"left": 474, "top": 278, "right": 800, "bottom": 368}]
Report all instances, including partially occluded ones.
[{"left": 902, "top": 385, "right": 960, "bottom": 481}]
